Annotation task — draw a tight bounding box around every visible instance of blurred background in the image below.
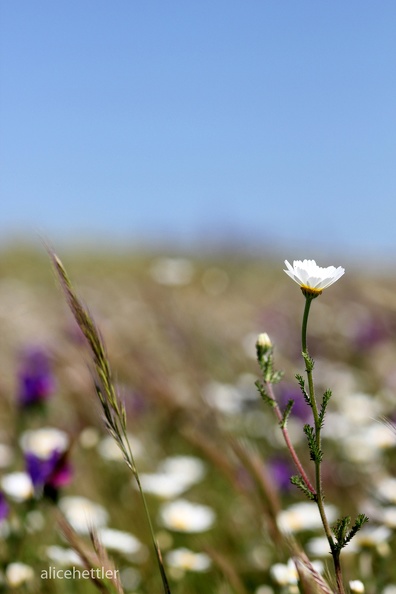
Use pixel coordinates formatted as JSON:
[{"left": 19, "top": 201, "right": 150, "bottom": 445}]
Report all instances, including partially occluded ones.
[{"left": 1, "top": 1, "right": 396, "bottom": 266}]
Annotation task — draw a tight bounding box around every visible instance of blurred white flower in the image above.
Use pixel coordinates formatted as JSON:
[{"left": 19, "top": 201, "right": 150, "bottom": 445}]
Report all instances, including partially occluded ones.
[
  {"left": 307, "top": 536, "right": 357, "bottom": 557},
  {"left": 139, "top": 473, "right": 191, "bottom": 499},
  {"left": 379, "top": 507, "right": 396, "bottom": 529},
  {"left": 46, "top": 546, "right": 83, "bottom": 566},
  {"left": 255, "top": 587, "right": 274, "bottom": 594},
  {"left": 137, "top": 455, "right": 206, "bottom": 499},
  {"left": 349, "top": 580, "right": 365, "bottom": 593},
  {"left": 284, "top": 260, "right": 344, "bottom": 295},
  {"left": 354, "top": 524, "right": 392, "bottom": 548},
  {"left": 277, "top": 502, "right": 338, "bottom": 533},
  {"left": 149, "top": 258, "right": 194, "bottom": 286},
  {"left": 20, "top": 427, "right": 69, "bottom": 458},
  {"left": 375, "top": 476, "right": 396, "bottom": 504},
  {"left": 58, "top": 496, "right": 108, "bottom": 534},
  {"left": 270, "top": 559, "right": 298, "bottom": 586},
  {"left": 337, "top": 392, "right": 384, "bottom": 426},
  {"left": 119, "top": 567, "right": 141, "bottom": 590},
  {"left": 166, "top": 548, "right": 211, "bottom": 572},
  {"left": 1, "top": 472, "right": 33, "bottom": 502},
  {"left": 97, "top": 527, "right": 143, "bottom": 556},
  {"left": 203, "top": 381, "right": 243, "bottom": 414},
  {"left": 341, "top": 423, "right": 396, "bottom": 464},
  {"left": 159, "top": 456, "right": 206, "bottom": 485},
  {"left": 159, "top": 499, "right": 215, "bottom": 532},
  {"left": 79, "top": 427, "right": 100, "bottom": 449},
  {"left": 6, "top": 562, "right": 34, "bottom": 587},
  {"left": 98, "top": 434, "right": 143, "bottom": 462}
]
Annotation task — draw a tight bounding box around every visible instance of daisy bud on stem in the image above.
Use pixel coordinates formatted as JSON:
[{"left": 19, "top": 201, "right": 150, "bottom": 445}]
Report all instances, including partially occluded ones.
[
  {"left": 255, "top": 331, "right": 316, "bottom": 500},
  {"left": 256, "top": 332, "right": 272, "bottom": 359}
]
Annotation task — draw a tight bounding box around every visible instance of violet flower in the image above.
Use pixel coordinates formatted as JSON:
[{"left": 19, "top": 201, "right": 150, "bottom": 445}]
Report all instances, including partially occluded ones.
[
  {"left": 268, "top": 457, "right": 294, "bottom": 492},
  {"left": 25, "top": 450, "right": 72, "bottom": 501},
  {"left": 0, "top": 491, "right": 9, "bottom": 521},
  {"left": 17, "top": 346, "right": 56, "bottom": 407},
  {"left": 21, "top": 428, "right": 72, "bottom": 501},
  {"left": 278, "top": 384, "right": 311, "bottom": 422}
]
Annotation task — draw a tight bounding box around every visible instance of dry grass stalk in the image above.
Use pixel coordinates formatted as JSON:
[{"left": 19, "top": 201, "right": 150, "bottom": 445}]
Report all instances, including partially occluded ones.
[
  {"left": 51, "top": 252, "right": 171, "bottom": 594},
  {"left": 58, "top": 515, "right": 124, "bottom": 594}
]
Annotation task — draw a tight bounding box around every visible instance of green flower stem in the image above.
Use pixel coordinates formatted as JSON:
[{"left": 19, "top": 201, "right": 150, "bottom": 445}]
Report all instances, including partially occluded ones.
[{"left": 302, "top": 295, "right": 345, "bottom": 594}]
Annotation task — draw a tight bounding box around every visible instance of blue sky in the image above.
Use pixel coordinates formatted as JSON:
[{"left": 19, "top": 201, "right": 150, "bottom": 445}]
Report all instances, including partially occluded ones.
[{"left": 1, "top": 1, "right": 395, "bottom": 261}]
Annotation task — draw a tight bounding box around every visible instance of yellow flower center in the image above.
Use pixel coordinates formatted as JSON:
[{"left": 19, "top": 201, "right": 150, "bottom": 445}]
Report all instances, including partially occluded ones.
[{"left": 300, "top": 286, "right": 322, "bottom": 298}]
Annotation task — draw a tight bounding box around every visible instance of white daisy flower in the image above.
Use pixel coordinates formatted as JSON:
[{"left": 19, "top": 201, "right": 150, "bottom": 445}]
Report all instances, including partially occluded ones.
[
  {"left": 136, "top": 456, "right": 206, "bottom": 499},
  {"left": 158, "top": 456, "right": 206, "bottom": 486},
  {"left": 349, "top": 580, "right": 365, "bottom": 593},
  {"left": 284, "top": 260, "right": 345, "bottom": 296},
  {"left": 138, "top": 473, "right": 191, "bottom": 499},
  {"left": 6, "top": 562, "right": 34, "bottom": 587},
  {"left": 307, "top": 535, "right": 358, "bottom": 557},
  {"left": 270, "top": 559, "right": 298, "bottom": 586},
  {"left": 277, "top": 502, "right": 338, "bottom": 533},
  {"left": 97, "top": 528, "right": 143, "bottom": 556},
  {"left": 97, "top": 434, "right": 143, "bottom": 462},
  {"left": 20, "top": 427, "right": 69, "bottom": 458},
  {"left": 46, "top": 545, "right": 83, "bottom": 566},
  {"left": 354, "top": 525, "right": 391, "bottom": 547},
  {"left": 165, "top": 548, "right": 211, "bottom": 572},
  {"left": 1, "top": 472, "right": 34, "bottom": 502},
  {"left": 159, "top": 499, "right": 215, "bottom": 533},
  {"left": 58, "top": 496, "right": 108, "bottom": 534}
]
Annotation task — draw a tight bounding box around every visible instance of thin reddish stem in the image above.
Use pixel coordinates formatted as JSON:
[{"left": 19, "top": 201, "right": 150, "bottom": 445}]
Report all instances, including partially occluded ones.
[{"left": 265, "top": 381, "right": 316, "bottom": 496}]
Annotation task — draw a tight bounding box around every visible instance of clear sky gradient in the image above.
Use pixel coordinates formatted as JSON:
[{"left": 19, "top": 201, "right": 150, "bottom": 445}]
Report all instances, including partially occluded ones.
[{"left": 1, "top": 2, "right": 395, "bottom": 261}]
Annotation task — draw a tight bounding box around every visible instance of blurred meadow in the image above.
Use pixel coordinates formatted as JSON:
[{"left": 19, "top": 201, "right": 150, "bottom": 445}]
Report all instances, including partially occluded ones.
[{"left": 1, "top": 244, "right": 396, "bottom": 593}]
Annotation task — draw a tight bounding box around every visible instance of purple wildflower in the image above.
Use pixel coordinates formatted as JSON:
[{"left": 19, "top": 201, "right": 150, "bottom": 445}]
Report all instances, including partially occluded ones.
[
  {"left": 21, "top": 428, "right": 72, "bottom": 501},
  {"left": 278, "top": 384, "right": 311, "bottom": 422},
  {"left": 0, "top": 492, "right": 9, "bottom": 521},
  {"left": 17, "top": 346, "right": 56, "bottom": 407},
  {"left": 25, "top": 450, "right": 72, "bottom": 501},
  {"left": 268, "top": 457, "right": 294, "bottom": 492}
]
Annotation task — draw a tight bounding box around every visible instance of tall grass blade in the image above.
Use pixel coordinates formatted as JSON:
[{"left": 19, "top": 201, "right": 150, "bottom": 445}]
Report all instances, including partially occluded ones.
[{"left": 51, "top": 252, "right": 172, "bottom": 594}]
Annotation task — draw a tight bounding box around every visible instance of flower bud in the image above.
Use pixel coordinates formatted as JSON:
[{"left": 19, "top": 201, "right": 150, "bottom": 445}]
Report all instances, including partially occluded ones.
[
  {"left": 256, "top": 333, "right": 272, "bottom": 361},
  {"left": 256, "top": 333, "right": 272, "bottom": 349}
]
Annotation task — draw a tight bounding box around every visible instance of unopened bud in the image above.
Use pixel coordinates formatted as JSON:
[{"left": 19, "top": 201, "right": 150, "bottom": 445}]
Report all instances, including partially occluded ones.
[
  {"left": 256, "top": 333, "right": 272, "bottom": 349},
  {"left": 256, "top": 333, "right": 272, "bottom": 361}
]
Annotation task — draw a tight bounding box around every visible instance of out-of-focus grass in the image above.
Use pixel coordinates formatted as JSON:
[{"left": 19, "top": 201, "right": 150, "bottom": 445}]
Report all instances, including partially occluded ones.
[{"left": 1, "top": 245, "right": 396, "bottom": 593}]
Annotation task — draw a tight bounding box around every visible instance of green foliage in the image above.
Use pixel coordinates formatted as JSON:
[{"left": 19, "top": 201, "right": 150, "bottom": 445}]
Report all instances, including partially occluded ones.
[
  {"left": 303, "top": 424, "right": 323, "bottom": 463},
  {"left": 256, "top": 346, "right": 283, "bottom": 385},
  {"left": 302, "top": 351, "right": 314, "bottom": 373},
  {"left": 318, "top": 389, "right": 332, "bottom": 429},
  {"left": 254, "top": 379, "right": 276, "bottom": 408},
  {"left": 296, "top": 373, "right": 311, "bottom": 407},
  {"left": 290, "top": 475, "right": 316, "bottom": 501},
  {"left": 332, "top": 514, "right": 369, "bottom": 551},
  {"left": 280, "top": 399, "right": 294, "bottom": 429}
]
